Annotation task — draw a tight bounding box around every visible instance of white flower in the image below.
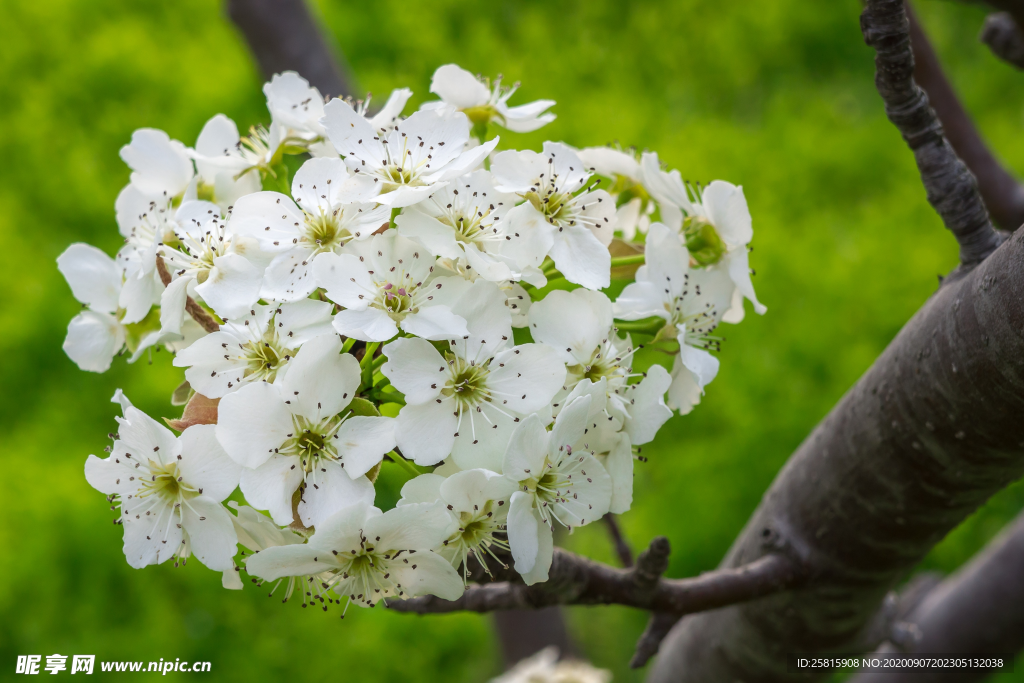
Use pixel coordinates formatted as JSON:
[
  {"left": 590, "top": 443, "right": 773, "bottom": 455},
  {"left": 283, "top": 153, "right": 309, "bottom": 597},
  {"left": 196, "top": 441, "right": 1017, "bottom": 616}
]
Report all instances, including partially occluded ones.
[
  {"left": 119, "top": 128, "right": 194, "bottom": 199},
  {"left": 84, "top": 405, "right": 241, "bottom": 570},
  {"left": 215, "top": 334, "right": 388, "bottom": 528},
  {"left": 321, "top": 100, "right": 498, "bottom": 207},
  {"left": 577, "top": 146, "right": 655, "bottom": 239},
  {"left": 641, "top": 152, "right": 765, "bottom": 320},
  {"left": 222, "top": 501, "right": 305, "bottom": 590},
  {"left": 396, "top": 170, "right": 537, "bottom": 285},
  {"left": 398, "top": 468, "right": 514, "bottom": 579},
  {"left": 157, "top": 201, "right": 264, "bottom": 332},
  {"left": 382, "top": 281, "right": 565, "bottom": 471},
  {"left": 229, "top": 157, "right": 388, "bottom": 302},
  {"left": 313, "top": 231, "right": 471, "bottom": 342},
  {"left": 113, "top": 186, "right": 177, "bottom": 323},
  {"left": 263, "top": 72, "right": 333, "bottom": 155},
  {"left": 614, "top": 223, "right": 734, "bottom": 414},
  {"left": 191, "top": 114, "right": 263, "bottom": 211},
  {"left": 491, "top": 647, "right": 612, "bottom": 683},
  {"left": 245, "top": 501, "right": 464, "bottom": 608},
  {"left": 502, "top": 395, "right": 612, "bottom": 584},
  {"left": 173, "top": 299, "right": 334, "bottom": 398},
  {"left": 426, "top": 64, "right": 555, "bottom": 133},
  {"left": 57, "top": 243, "right": 169, "bottom": 372},
  {"left": 347, "top": 87, "right": 414, "bottom": 133},
  {"left": 492, "top": 142, "right": 615, "bottom": 290}
]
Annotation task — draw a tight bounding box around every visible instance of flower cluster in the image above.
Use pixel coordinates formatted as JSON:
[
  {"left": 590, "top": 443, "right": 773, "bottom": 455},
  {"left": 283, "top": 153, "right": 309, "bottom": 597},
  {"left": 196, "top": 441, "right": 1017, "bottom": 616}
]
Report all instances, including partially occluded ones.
[{"left": 62, "top": 64, "right": 764, "bottom": 613}]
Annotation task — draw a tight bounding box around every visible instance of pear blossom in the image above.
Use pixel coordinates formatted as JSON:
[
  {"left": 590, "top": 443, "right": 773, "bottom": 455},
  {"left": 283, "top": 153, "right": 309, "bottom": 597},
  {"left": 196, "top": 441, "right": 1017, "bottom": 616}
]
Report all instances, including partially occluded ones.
[
  {"left": 641, "top": 152, "right": 765, "bottom": 321},
  {"left": 223, "top": 501, "right": 305, "bottom": 591},
  {"left": 229, "top": 157, "right": 388, "bottom": 302},
  {"left": 172, "top": 299, "right": 334, "bottom": 398},
  {"left": 615, "top": 223, "right": 735, "bottom": 413},
  {"left": 84, "top": 405, "right": 241, "bottom": 570},
  {"left": 313, "top": 231, "right": 471, "bottom": 342},
  {"left": 577, "top": 146, "right": 655, "bottom": 239},
  {"left": 321, "top": 100, "right": 498, "bottom": 207},
  {"left": 398, "top": 468, "right": 515, "bottom": 579},
  {"left": 215, "top": 334, "right": 389, "bottom": 528},
  {"left": 381, "top": 287, "right": 565, "bottom": 471},
  {"left": 425, "top": 64, "right": 556, "bottom": 134},
  {"left": 57, "top": 243, "right": 171, "bottom": 372},
  {"left": 190, "top": 114, "right": 263, "bottom": 210},
  {"left": 492, "top": 142, "right": 615, "bottom": 290},
  {"left": 158, "top": 201, "right": 264, "bottom": 333},
  {"left": 396, "top": 170, "right": 543, "bottom": 285},
  {"left": 245, "top": 501, "right": 463, "bottom": 608},
  {"left": 119, "top": 128, "right": 195, "bottom": 199},
  {"left": 491, "top": 647, "right": 612, "bottom": 683},
  {"left": 113, "top": 186, "right": 177, "bottom": 323},
  {"left": 502, "top": 395, "right": 612, "bottom": 584}
]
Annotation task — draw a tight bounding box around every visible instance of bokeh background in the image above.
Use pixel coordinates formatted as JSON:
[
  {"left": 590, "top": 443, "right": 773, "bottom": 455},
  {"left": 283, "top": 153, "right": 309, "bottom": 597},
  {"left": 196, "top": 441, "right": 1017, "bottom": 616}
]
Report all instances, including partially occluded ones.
[{"left": 3, "top": 0, "right": 1024, "bottom": 680}]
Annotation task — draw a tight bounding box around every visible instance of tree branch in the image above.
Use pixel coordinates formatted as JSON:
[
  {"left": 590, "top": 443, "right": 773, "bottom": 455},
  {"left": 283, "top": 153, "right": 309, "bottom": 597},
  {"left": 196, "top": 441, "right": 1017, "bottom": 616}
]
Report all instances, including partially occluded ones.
[
  {"left": 388, "top": 539, "right": 804, "bottom": 616},
  {"left": 225, "top": 0, "right": 356, "bottom": 98},
  {"left": 908, "top": 2, "right": 1024, "bottom": 231},
  {"left": 155, "top": 256, "right": 220, "bottom": 333},
  {"left": 603, "top": 513, "right": 634, "bottom": 568},
  {"left": 848, "top": 510, "right": 1024, "bottom": 683},
  {"left": 981, "top": 12, "right": 1024, "bottom": 69},
  {"left": 865, "top": 0, "right": 1003, "bottom": 266},
  {"left": 649, "top": 178, "right": 1024, "bottom": 679}
]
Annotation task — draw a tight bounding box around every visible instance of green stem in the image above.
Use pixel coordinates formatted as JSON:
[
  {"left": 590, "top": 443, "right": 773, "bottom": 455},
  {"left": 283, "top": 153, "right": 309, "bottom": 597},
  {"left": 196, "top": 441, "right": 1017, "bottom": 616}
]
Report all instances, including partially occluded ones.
[
  {"left": 542, "top": 267, "right": 563, "bottom": 279},
  {"left": 389, "top": 207, "right": 401, "bottom": 230},
  {"left": 360, "top": 342, "right": 380, "bottom": 387},
  {"left": 613, "top": 318, "right": 667, "bottom": 335},
  {"left": 610, "top": 254, "right": 646, "bottom": 268},
  {"left": 386, "top": 450, "right": 422, "bottom": 478},
  {"left": 341, "top": 337, "right": 357, "bottom": 354}
]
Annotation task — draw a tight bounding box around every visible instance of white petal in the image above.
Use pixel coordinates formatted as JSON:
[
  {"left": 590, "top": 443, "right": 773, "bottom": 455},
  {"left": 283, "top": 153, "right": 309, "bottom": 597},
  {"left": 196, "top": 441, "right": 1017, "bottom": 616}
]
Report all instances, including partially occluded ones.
[
  {"left": 195, "top": 252, "right": 263, "bottom": 318},
  {"left": 159, "top": 275, "right": 192, "bottom": 336},
  {"left": 603, "top": 433, "right": 634, "bottom": 515},
  {"left": 450, "top": 407, "right": 515, "bottom": 473},
  {"left": 182, "top": 496, "right": 238, "bottom": 571},
  {"left": 399, "top": 473, "right": 445, "bottom": 506},
  {"left": 725, "top": 248, "right": 766, "bottom": 315},
  {"left": 279, "top": 333, "right": 358, "bottom": 419},
  {"left": 332, "top": 306, "right": 400, "bottom": 342},
  {"left": 368, "top": 88, "right": 413, "bottom": 129},
  {"left": 447, "top": 278, "right": 513, "bottom": 361},
  {"left": 298, "top": 461, "right": 375, "bottom": 528},
  {"left": 119, "top": 406, "right": 181, "bottom": 466},
  {"left": 548, "top": 223, "right": 610, "bottom": 290},
  {"left": 121, "top": 501, "right": 180, "bottom": 568},
  {"left": 335, "top": 416, "right": 396, "bottom": 479},
  {"left": 216, "top": 382, "right": 293, "bottom": 469},
  {"left": 313, "top": 252, "right": 373, "bottom": 308},
  {"left": 63, "top": 311, "right": 123, "bottom": 373},
  {"left": 276, "top": 298, "right": 336, "bottom": 344},
  {"left": 429, "top": 64, "right": 489, "bottom": 108},
  {"left": 381, "top": 337, "right": 446, "bottom": 404},
  {"left": 239, "top": 454, "right": 305, "bottom": 526},
  {"left": 389, "top": 550, "right": 464, "bottom": 600},
  {"left": 120, "top": 128, "right": 194, "bottom": 197},
  {"left": 365, "top": 501, "right": 455, "bottom": 552},
  {"left": 395, "top": 400, "right": 458, "bottom": 466},
  {"left": 259, "top": 248, "right": 319, "bottom": 303},
  {"left": 177, "top": 424, "right": 242, "bottom": 501},
  {"left": 519, "top": 514, "right": 554, "bottom": 585},
  {"left": 173, "top": 330, "right": 246, "bottom": 398},
  {"left": 613, "top": 281, "right": 665, "bottom": 321},
  {"left": 264, "top": 71, "right": 325, "bottom": 134},
  {"left": 395, "top": 209, "right": 461, "bottom": 260},
  {"left": 557, "top": 453, "right": 612, "bottom": 526},
  {"left": 624, "top": 364, "right": 673, "bottom": 446},
  {"left": 84, "top": 454, "right": 140, "bottom": 495},
  {"left": 550, "top": 395, "right": 592, "bottom": 455},
  {"left": 400, "top": 305, "right": 469, "bottom": 341},
  {"left": 229, "top": 191, "right": 305, "bottom": 251},
  {"left": 246, "top": 544, "right": 324, "bottom": 581},
  {"left": 118, "top": 266, "right": 162, "bottom": 325},
  {"left": 491, "top": 149, "right": 545, "bottom": 194},
  {"left": 529, "top": 288, "right": 611, "bottom": 365},
  {"left": 678, "top": 339, "right": 720, "bottom": 390},
  {"left": 489, "top": 344, "right": 567, "bottom": 414},
  {"left": 507, "top": 491, "right": 541, "bottom": 575},
  {"left": 576, "top": 147, "right": 640, "bottom": 180},
  {"left": 309, "top": 501, "right": 375, "bottom": 554},
  {"left": 502, "top": 415, "right": 549, "bottom": 482},
  {"left": 440, "top": 468, "right": 514, "bottom": 513},
  {"left": 57, "top": 243, "right": 121, "bottom": 313},
  {"left": 291, "top": 157, "right": 350, "bottom": 212},
  {"left": 702, "top": 180, "right": 752, "bottom": 248},
  {"left": 321, "top": 98, "right": 386, "bottom": 167},
  {"left": 499, "top": 204, "right": 554, "bottom": 271}
]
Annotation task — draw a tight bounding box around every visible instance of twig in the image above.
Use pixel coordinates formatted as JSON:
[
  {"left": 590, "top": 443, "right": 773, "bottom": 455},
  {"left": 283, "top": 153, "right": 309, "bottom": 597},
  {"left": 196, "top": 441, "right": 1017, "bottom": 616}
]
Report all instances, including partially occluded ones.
[
  {"left": 907, "top": 2, "right": 1024, "bottom": 231},
  {"left": 388, "top": 539, "right": 804, "bottom": 616},
  {"left": 981, "top": 12, "right": 1024, "bottom": 70},
  {"left": 155, "top": 256, "right": 221, "bottom": 333},
  {"left": 225, "top": 0, "right": 356, "bottom": 98},
  {"left": 603, "top": 513, "right": 634, "bottom": 568},
  {"left": 862, "top": 0, "right": 1003, "bottom": 266},
  {"left": 630, "top": 612, "right": 680, "bottom": 669}
]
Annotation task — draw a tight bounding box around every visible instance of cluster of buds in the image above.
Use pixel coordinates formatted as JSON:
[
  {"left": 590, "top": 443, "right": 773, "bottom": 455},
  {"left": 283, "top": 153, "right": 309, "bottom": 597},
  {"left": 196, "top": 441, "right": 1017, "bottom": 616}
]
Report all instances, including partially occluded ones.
[{"left": 61, "top": 64, "right": 765, "bottom": 614}]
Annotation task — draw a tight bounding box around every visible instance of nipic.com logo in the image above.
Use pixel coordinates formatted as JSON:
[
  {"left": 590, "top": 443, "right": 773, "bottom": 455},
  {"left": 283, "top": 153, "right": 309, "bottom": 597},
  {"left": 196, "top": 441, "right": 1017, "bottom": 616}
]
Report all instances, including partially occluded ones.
[{"left": 15, "top": 655, "right": 212, "bottom": 675}]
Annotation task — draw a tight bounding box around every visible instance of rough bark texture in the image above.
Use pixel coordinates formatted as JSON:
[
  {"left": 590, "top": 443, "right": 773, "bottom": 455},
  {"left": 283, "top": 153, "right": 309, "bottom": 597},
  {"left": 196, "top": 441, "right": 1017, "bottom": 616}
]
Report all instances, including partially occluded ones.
[
  {"left": 226, "top": 0, "right": 355, "bottom": 98},
  {"left": 981, "top": 12, "right": 1024, "bottom": 70},
  {"left": 908, "top": 2, "right": 1024, "bottom": 231},
  {"left": 848, "top": 511, "right": 1024, "bottom": 683}
]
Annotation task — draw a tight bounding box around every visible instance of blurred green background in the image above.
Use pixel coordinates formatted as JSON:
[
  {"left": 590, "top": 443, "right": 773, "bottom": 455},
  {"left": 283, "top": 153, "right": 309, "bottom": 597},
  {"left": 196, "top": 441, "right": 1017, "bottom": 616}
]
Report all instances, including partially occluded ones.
[{"left": 3, "top": 0, "right": 1024, "bottom": 680}]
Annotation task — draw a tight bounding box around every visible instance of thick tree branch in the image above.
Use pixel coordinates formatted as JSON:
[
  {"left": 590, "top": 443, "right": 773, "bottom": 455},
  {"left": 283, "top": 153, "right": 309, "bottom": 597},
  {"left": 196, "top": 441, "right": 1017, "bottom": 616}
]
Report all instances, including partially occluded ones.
[
  {"left": 226, "top": 0, "right": 356, "bottom": 98},
  {"left": 908, "top": 2, "right": 1024, "bottom": 231},
  {"left": 155, "top": 256, "right": 220, "bottom": 333},
  {"left": 388, "top": 539, "right": 804, "bottom": 616},
  {"left": 981, "top": 12, "right": 1024, "bottom": 69},
  {"left": 649, "top": 185, "right": 1024, "bottom": 679},
  {"left": 866, "top": 0, "right": 1002, "bottom": 266},
  {"left": 848, "top": 510, "right": 1024, "bottom": 683}
]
